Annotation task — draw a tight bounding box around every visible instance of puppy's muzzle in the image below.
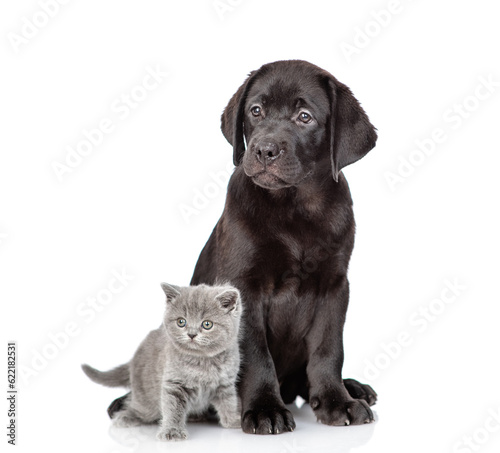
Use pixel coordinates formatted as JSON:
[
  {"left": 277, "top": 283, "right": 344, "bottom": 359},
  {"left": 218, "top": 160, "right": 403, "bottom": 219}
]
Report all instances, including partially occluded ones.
[{"left": 254, "top": 140, "right": 283, "bottom": 165}]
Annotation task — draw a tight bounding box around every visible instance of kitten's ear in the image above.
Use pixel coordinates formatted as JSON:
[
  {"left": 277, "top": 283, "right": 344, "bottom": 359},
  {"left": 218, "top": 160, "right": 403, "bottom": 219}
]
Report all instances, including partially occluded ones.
[
  {"left": 161, "top": 283, "right": 181, "bottom": 303},
  {"left": 215, "top": 288, "right": 240, "bottom": 312}
]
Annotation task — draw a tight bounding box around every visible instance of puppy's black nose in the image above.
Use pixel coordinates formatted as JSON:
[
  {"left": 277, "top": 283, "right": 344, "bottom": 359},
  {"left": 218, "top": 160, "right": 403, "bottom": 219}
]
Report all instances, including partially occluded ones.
[
  {"left": 188, "top": 333, "right": 197, "bottom": 339},
  {"left": 256, "top": 141, "right": 280, "bottom": 162}
]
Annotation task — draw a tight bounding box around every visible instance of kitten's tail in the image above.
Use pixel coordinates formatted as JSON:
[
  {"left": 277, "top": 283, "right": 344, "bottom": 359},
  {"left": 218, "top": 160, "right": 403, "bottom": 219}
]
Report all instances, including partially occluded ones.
[{"left": 81, "top": 363, "right": 130, "bottom": 388}]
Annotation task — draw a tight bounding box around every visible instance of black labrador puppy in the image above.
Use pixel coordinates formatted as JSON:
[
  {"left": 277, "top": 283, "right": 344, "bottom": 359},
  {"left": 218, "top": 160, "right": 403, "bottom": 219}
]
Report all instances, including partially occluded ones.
[
  {"left": 108, "top": 60, "right": 377, "bottom": 434},
  {"left": 191, "top": 60, "right": 378, "bottom": 433}
]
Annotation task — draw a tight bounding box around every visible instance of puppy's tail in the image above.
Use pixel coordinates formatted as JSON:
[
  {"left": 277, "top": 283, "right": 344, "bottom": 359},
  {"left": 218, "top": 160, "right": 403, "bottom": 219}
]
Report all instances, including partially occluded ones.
[{"left": 81, "top": 363, "right": 130, "bottom": 388}]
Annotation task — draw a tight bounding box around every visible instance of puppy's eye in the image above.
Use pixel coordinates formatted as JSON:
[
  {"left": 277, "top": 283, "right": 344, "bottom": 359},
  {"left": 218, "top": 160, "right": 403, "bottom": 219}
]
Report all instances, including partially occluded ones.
[
  {"left": 298, "top": 112, "right": 313, "bottom": 124},
  {"left": 201, "top": 320, "right": 213, "bottom": 330},
  {"left": 177, "top": 318, "right": 186, "bottom": 328},
  {"left": 251, "top": 106, "right": 262, "bottom": 117}
]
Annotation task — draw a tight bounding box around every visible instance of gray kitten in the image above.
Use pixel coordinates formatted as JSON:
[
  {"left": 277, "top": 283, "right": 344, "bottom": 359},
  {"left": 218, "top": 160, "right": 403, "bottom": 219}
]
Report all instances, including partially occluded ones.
[{"left": 82, "top": 282, "right": 242, "bottom": 441}]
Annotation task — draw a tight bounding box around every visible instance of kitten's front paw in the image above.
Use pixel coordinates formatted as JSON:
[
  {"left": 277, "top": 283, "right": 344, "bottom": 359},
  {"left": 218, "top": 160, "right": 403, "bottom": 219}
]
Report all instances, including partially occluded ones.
[
  {"left": 221, "top": 414, "right": 241, "bottom": 429},
  {"left": 157, "top": 427, "right": 188, "bottom": 441}
]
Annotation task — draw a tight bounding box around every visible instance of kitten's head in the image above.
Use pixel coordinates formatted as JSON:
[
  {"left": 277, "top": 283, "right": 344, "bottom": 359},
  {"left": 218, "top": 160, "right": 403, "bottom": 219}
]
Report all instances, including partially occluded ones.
[{"left": 161, "top": 282, "right": 242, "bottom": 357}]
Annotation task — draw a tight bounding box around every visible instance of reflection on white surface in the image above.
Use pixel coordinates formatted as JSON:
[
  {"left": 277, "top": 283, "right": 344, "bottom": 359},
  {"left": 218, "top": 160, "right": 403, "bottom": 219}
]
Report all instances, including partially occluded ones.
[{"left": 105, "top": 401, "right": 377, "bottom": 453}]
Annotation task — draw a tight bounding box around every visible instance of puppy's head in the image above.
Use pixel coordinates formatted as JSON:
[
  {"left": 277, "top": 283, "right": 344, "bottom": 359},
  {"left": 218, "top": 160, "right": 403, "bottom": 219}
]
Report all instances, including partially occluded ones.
[{"left": 221, "top": 60, "right": 377, "bottom": 189}]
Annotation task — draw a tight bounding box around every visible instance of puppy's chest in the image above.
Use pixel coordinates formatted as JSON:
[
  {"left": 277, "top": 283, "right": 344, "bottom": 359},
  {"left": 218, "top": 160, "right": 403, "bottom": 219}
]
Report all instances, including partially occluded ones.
[
  {"left": 260, "top": 234, "right": 340, "bottom": 343},
  {"left": 259, "top": 230, "right": 340, "bottom": 286},
  {"left": 266, "top": 284, "right": 317, "bottom": 333}
]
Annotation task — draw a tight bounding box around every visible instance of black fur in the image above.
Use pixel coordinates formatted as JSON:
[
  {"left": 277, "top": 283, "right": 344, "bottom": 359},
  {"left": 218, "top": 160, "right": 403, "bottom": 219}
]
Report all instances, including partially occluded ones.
[
  {"left": 192, "top": 60, "right": 378, "bottom": 433},
  {"left": 109, "top": 60, "right": 378, "bottom": 434}
]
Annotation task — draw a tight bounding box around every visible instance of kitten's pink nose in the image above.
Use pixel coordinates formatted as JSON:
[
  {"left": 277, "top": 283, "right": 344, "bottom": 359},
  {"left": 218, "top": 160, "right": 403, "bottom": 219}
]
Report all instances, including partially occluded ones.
[{"left": 188, "top": 333, "right": 197, "bottom": 339}]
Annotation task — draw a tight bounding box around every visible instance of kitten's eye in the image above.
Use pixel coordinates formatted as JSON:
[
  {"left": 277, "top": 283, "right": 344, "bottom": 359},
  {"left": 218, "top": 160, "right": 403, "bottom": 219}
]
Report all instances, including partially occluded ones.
[
  {"left": 251, "top": 106, "right": 262, "bottom": 117},
  {"left": 177, "top": 318, "right": 186, "bottom": 328},
  {"left": 201, "top": 320, "right": 213, "bottom": 330},
  {"left": 298, "top": 111, "right": 313, "bottom": 124}
]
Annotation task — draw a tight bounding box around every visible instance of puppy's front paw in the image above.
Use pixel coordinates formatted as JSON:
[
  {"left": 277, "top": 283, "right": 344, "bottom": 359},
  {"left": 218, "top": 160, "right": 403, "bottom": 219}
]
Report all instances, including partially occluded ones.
[
  {"left": 156, "top": 427, "right": 188, "bottom": 441},
  {"left": 242, "top": 405, "right": 295, "bottom": 434},
  {"left": 310, "top": 396, "right": 374, "bottom": 426}
]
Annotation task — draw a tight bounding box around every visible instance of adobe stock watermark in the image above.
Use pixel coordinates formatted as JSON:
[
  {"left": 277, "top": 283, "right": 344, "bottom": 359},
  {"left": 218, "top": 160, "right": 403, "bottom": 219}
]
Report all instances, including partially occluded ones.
[
  {"left": 213, "top": 0, "right": 244, "bottom": 21},
  {"left": 384, "top": 74, "right": 499, "bottom": 191},
  {"left": 281, "top": 238, "right": 340, "bottom": 285},
  {"left": 6, "top": 0, "right": 71, "bottom": 53},
  {"left": 178, "top": 160, "right": 234, "bottom": 224},
  {"left": 18, "top": 268, "right": 133, "bottom": 388},
  {"left": 0, "top": 232, "right": 8, "bottom": 248},
  {"left": 363, "top": 277, "right": 466, "bottom": 382},
  {"left": 51, "top": 64, "right": 168, "bottom": 182},
  {"left": 339, "top": 0, "right": 416, "bottom": 63},
  {"left": 453, "top": 406, "right": 500, "bottom": 453}
]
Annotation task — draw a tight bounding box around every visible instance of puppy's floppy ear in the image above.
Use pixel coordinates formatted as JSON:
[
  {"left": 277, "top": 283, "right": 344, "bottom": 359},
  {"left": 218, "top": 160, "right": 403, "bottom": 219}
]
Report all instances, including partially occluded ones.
[
  {"left": 327, "top": 77, "right": 377, "bottom": 182},
  {"left": 161, "top": 282, "right": 181, "bottom": 303},
  {"left": 221, "top": 70, "right": 258, "bottom": 166}
]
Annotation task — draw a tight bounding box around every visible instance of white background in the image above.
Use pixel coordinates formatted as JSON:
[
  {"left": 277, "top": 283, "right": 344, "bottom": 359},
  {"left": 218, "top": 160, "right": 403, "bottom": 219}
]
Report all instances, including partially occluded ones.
[{"left": 1, "top": 1, "right": 500, "bottom": 452}]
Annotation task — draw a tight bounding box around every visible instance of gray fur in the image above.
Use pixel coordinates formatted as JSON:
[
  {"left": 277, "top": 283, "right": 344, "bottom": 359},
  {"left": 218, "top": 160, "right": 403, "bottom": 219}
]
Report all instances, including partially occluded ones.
[
  {"left": 81, "top": 363, "right": 130, "bottom": 387},
  {"left": 82, "top": 283, "right": 242, "bottom": 441}
]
